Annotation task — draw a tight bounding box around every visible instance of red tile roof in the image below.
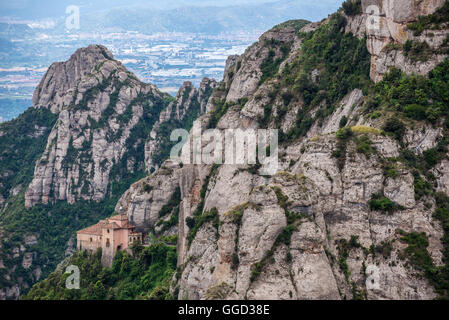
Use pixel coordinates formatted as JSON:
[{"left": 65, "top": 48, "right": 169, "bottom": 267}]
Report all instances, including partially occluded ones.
[{"left": 77, "top": 221, "right": 105, "bottom": 236}]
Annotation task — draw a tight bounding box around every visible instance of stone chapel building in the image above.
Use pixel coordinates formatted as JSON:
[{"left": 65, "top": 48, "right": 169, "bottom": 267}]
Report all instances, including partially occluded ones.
[{"left": 76, "top": 213, "right": 142, "bottom": 266}]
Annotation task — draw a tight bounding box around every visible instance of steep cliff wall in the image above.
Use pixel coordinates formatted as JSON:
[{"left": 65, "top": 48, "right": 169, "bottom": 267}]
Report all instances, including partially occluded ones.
[
  {"left": 145, "top": 79, "right": 217, "bottom": 172},
  {"left": 24, "top": 45, "right": 172, "bottom": 207},
  {"left": 360, "top": 0, "right": 448, "bottom": 81},
  {"left": 0, "top": 45, "right": 214, "bottom": 299},
  {"left": 113, "top": 2, "right": 449, "bottom": 300}
]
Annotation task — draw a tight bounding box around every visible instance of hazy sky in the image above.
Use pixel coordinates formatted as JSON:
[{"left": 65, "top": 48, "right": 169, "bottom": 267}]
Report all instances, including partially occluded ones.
[{"left": 0, "top": 0, "right": 344, "bottom": 20}]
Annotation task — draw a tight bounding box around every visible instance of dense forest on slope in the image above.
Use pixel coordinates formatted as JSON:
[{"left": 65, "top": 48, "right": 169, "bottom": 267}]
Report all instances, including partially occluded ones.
[
  {"left": 0, "top": 108, "right": 58, "bottom": 201},
  {"left": 0, "top": 183, "right": 143, "bottom": 290},
  {"left": 282, "top": 13, "right": 371, "bottom": 141},
  {"left": 0, "top": 101, "right": 168, "bottom": 295}
]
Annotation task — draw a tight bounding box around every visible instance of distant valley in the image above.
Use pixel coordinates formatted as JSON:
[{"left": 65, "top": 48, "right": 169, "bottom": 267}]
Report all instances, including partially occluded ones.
[
  {"left": 0, "top": 0, "right": 341, "bottom": 121},
  {"left": 0, "top": 31, "right": 258, "bottom": 121}
]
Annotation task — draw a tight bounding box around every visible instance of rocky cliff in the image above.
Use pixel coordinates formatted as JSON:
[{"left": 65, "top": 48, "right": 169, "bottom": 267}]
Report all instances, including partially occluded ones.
[
  {"left": 359, "top": 0, "right": 448, "bottom": 81},
  {"left": 11, "top": 0, "right": 449, "bottom": 301},
  {"left": 24, "top": 47, "right": 216, "bottom": 209},
  {"left": 24, "top": 45, "right": 172, "bottom": 207},
  {"left": 0, "top": 45, "right": 214, "bottom": 299},
  {"left": 111, "top": 1, "right": 449, "bottom": 300},
  {"left": 145, "top": 79, "right": 217, "bottom": 173}
]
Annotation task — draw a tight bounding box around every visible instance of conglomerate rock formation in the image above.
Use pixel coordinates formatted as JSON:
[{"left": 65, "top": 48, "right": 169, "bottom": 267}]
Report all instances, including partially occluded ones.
[{"left": 114, "top": 0, "right": 449, "bottom": 300}]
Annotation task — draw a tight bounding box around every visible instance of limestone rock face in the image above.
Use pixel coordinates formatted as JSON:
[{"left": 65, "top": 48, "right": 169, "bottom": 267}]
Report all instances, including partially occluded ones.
[
  {"left": 433, "top": 160, "right": 449, "bottom": 195},
  {"left": 345, "top": 11, "right": 367, "bottom": 39},
  {"left": 25, "top": 45, "right": 172, "bottom": 208},
  {"left": 359, "top": 0, "right": 448, "bottom": 81},
  {"left": 115, "top": 12, "right": 449, "bottom": 300},
  {"left": 144, "top": 78, "right": 216, "bottom": 172},
  {"left": 115, "top": 160, "right": 182, "bottom": 234},
  {"left": 2, "top": 43, "right": 218, "bottom": 299},
  {"left": 18, "top": 2, "right": 446, "bottom": 301},
  {"left": 320, "top": 89, "right": 364, "bottom": 135},
  {"left": 225, "top": 26, "right": 299, "bottom": 103},
  {"left": 171, "top": 113, "right": 443, "bottom": 300},
  {"left": 33, "top": 45, "right": 114, "bottom": 113},
  {"left": 404, "top": 124, "right": 443, "bottom": 153},
  {"left": 198, "top": 78, "right": 217, "bottom": 113},
  {"left": 105, "top": 9, "right": 449, "bottom": 299}
]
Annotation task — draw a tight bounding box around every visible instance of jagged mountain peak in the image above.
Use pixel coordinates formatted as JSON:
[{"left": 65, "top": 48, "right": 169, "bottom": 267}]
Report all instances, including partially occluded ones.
[
  {"left": 32, "top": 44, "right": 119, "bottom": 113},
  {"left": 23, "top": 44, "right": 216, "bottom": 210},
  {"left": 24, "top": 44, "right": 174, "bottom": 208},
  {"left": 144, "top": 77, "right": 217, "bottom": 172}
]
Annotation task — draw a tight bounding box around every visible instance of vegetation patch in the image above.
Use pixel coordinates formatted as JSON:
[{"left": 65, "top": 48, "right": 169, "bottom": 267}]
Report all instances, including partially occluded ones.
[
  {"left": 407, "top": 2, "right": 449, "bottom": 36},
  {"left": 204, "top": 282, "right": 233, "bottom": 300},
  {"left": 403, "top": 40, "right": 434, "bottom": 63},
  {"left": 371, "top": 241, "right": 393, "bottom": 259},
  {"left": 281, "top": 12, "right": 371, "bottom": 143},
  {"left": 158, "top": 187, "right": 181, "bottom": 218},
  {"left": 156, "top": 206, "right": 180, "bottom": 236},
  {"left": 208, "top": 99, "right": 231, "bottom": 129},
  {"left": 272, "top": 19, "right": 309, "bottom": 33},
  {"left": 342, "top": 0, "right": 362, "bottom": 17},
  {"left": 397, "top": 225, "right": 448, "bottom": 298},
  {"left": 259, "top": 41, "right": 291, "bottom": 85},
  {"left": 225, "top": 203, "right": 252, "bottom": 270},
  {"left": 187, "top": 208, "right": 219, "bottom": 246},
  {"left": 432, "top": 192, "right": 449, "bottom": 297},
  {"left": 249, "top": 187, "right": 303, "bottom": 283},
  {"left": 249, "top": 224, "right": 298, "bottom": 283},
  {"left": 272, "top": 186, "right": 304, "bottom": 224},
  {"left": 398, "top": 230, "right": 434, "bottom": 271},
  {"left": 0, "top": 168, "right": 145, "bottom": 293},
  {"left": 335, "top": 235, "right": 363, "bottom": 282},
  {"left": 185, "top": 165, "right": 220, "bottom": 246},
  {"left": 382, "top": 159, "right": 399, "bottom": 179},
  {"left": 413, "top": 170, "right": 433, "bottom": 200},
  {"left": 355, "top": 135, "right": 377, "bottom": 158},
  {"left": 332, "top": 127, "right": 379, "bottom": 169},
  {"left": 332, "top": 127, "right": 353, "bottom": 170},
  {"left": 373, "top": 60, "right": 449, "bottom": 124},
  {"left": 108, "top": 90, "right": 172, "bottom": 181},
  {"left": 351, "top": 125, "right": 382, "bottom": 135},
  {"left": 0, "top": 107, "right": 58, "bottom": 200},
  {"left": 383, "top": 117, "right": 406, "bottom": 142},
  {"left": 368, "top": 193, "right": 404, "bottom": 213}
]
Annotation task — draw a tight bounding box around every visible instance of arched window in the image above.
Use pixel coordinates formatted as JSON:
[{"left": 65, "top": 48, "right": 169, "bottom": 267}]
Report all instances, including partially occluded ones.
[{"left": 106, "top": 238, "right": 110, "bottom": 248}]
